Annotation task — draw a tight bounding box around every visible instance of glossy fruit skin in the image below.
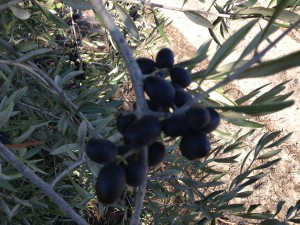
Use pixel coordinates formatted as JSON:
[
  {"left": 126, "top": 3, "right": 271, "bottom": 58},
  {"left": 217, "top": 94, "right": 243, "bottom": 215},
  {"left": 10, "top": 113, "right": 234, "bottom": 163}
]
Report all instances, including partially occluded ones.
[
  {"left": 95, "top": 163, "right": 126, "bottom": 204},
  {"left": 124, "top": 161, "right": 146, "bottom": 187},
  {"left": 85, "top": 137, "right": 117, "bottom": 164},
  {"left": 185, "top": 104, "right": 211, "bottom": 130},
  {"left": 116, "top": 112, "right": 137, "bottom": 134},
  {"left": 144, "top": 76, "right": 175, "bottom": 106},
  {"left": 136, "top": 57, "right": 156, "bottom": 74},
  {"left": 202, "top": 108, "right": 220, "bottom": 133},
  {"left": 174, "top": 88, "right": 193, "bottom": 107},
  {"left": 179, "top": 130, "right": 211, "bottom": 160},
  {"left": 148, "top": 142, "right": 165, "bottom": 167},
  {"left": 156, "top": 48, "right": 174, "bottom": 69},
  {"left": 123, "top": 115, "right": 161, "bottom": 147},
  {"left": 161, "top": 114, "right": 189, "bottom": 137},
  {"left": 170, "top": 66, "right": 192, "bottom": 88}
]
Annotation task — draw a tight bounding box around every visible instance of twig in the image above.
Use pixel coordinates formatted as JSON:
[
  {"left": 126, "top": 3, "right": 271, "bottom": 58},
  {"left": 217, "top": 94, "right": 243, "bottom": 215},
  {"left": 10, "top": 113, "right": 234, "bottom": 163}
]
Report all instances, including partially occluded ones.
[
  {"left": 88, "top": 0, "right": 148, "bottom": 117},
  {"left": 0, "top": 143, "right": 89, "bottom": 225},
  {"left": 114, "top": 0, "right": 231, "bottom": 18},
  {"left": 18, "top": 101, "right": 61, "bottom": 119},
  {"left": 50, "top": 158, "right": 86, "bottom": 187},
  {"left": 130, "top": 146, "right": 148, "bottom": 225}
]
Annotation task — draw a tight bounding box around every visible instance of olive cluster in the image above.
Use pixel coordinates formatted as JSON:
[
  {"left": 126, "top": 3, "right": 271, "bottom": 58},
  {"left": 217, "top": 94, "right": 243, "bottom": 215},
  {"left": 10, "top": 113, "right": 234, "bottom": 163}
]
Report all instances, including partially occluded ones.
[{"left": 85, "top": 48, "right": 220, "bottom": 205}]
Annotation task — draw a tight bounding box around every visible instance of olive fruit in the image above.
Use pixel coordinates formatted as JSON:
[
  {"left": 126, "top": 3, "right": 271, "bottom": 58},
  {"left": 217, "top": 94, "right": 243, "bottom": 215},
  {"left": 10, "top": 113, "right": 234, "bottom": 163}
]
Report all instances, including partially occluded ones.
[
  {"left": 136, "top": 57, "right": 156, "bottom": 74},
  {"left": 72, "top": 12, "right": 82, "bottom": 22},
  {"left": 124, "top": 161, "right": 146, "bottom": 186},
  {"left": 116, "top": 112, "right": 137, "bottom": 134},
  {"left": 0, "top": 132, "right": 11, "bottom": 144},
  {"left": 174, "top": 88, "right": 193, "bottom": 107},
  {"left": 144, "top": 76, "right": 175, "bottom": 106},
  {"left": 148, "top": 142, "right": 166, "bottom": 167},
  {"left": 85, "top": 137, "right": 117, "bottom": 164},
  {"left": 170, "top": 66, "right": 192, "bottom": 88},
  {"left": 179, "top": 130, "right": 211, "bottom": 160},
  {"left": 95, "top": 163, "right": 126, "bottom": 204},
  {"left": 161, "top": 114, "right": 189, "bottom": 137},
  {"left": 185, "top": 104, "right": 211, "bottom": 130},
  {"left": 123, "top": 115, "right": 161, "bottom": 147},
  {"left": 156, "top": 48, "right": 174, "bottom": 69},
  {"left": 202, "top": 108, "right": 220, "bottom": 133}
]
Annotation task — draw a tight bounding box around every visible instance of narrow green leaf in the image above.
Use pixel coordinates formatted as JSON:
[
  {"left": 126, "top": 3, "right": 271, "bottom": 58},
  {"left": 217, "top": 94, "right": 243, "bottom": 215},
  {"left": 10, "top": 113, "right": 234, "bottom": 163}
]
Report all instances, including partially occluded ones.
[
  {"left": 247, "top": 204, "right": 261, "bottom": 213},
  {"left": 288, "top": 219, "right": 300, "bottom": 223},
  {"left": 257, "top": 149, "right": 282, "bottom": 160},
  {"left": 51, "top": 143, "right": 77, "bottom": 155},
  {"left": 286, "top": 205, "right": 297, "bottom": 219},
  {"left": 224, "top": 118, "right": 264, "bottom": 128},
  {"left": 274, "top": 200, "right": 285, "bottom": 217},
  {"left": 9, "top": 5, "right": 31, "bottom": 20},
  {"left": 7, "top": 87, "right": 28, "bottom": 105},
  {"left": 16, "top": 48, "right": 53, "bottom": 63},
  {"left": 0, "top": 197, "right": 12, "bottom": 219},
  {"left": 230, "top": 170, "right": 252, "bottom": 190},
  {"left": 77, "top": 120, "right": 87, "bottom": 157},
  {"left": 235, "top": 83, "right": 271, "bottom": 105},
  {"left": 252, "top": 80, "right": 290, "bottom": 105},
  {"left": 206, "top": 20, "right": 257, "bottom": 75},
  {"left": 216, "top": 100, "right": 294, "bottom": 116},
  {"left": 260, "top": 219, "right": 289, "bottom": 225},
  {"left": 265, "top": 132, "right": 293, "bottom": 148},
  {"left": 236, "top": 191, "right": 253, "bottom": 198},
  {"left": 238, "top": 213, "right": 273, "bottom": 220},
  {"left": 61, "top": 0, "right": 92, "bottom": 10},
  {"left": 238, "top": 7, "right": 300, "bottom": 25},
  {"left": 114, "top": 3, "right": 139, "bottom": 40},
  {"left": 176, "top": 39, "right": 212, "bottom": 69},
  {"left": 0, "top": 180, "right": 17, "bottom": 192},
  {"left": 236, "top": 129, "right": 255, "bottom": 142},
  {"left": 0, "top": 102, "right": 14, "bottom": 127},
  {"left": 156, "top": 169, "right": 181, "bottom": 177},
  {"left": 237, "top": 51, "right": 300, "bottom": 80},
  {"left": 15, "top": 41, "right": 38, "bottom": 52},
  {"left": 59, "top": 70, "right": 85, "bottom": 86},
  {"left": 214, "top": 154, "right": 241, "bottom": 163},
  {"left": 223, "top": 142, "right": 242, "bottom": 153},
  {"left": 257, "top": 131, "right": 281, "bottom": 150},
  {"left": 184, "top": 11, "right": 213, "bottom": 28},
  {"left": 253, "top": 158, "right": 281, "bottom": 170},
  {"left": 199, "top": 202, "right": 212, "bottom": 220},
  {"left": 35, "top": 2, "right": 70, "bottom": 29},
  {"left": 14, "top": 121, "right": 49, "bottom": 143}
]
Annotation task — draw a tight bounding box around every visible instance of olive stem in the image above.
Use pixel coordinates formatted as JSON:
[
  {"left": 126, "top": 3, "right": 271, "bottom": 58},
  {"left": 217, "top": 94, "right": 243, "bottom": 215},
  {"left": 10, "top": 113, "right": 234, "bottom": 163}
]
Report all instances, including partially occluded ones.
[
  {"left": 88, "top": 0, "right": 148, "bottom": 117},
  {"left": 130, "top": 146, "right": 148, "bottom": 225},
  {"left": 0, "top": 143, "right": 89, "bottom": 225}
]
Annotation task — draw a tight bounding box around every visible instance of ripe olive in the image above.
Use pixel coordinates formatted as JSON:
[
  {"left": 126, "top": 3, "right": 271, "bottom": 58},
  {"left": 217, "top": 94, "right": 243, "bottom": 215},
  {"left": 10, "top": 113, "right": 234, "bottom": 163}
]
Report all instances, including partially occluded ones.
[
  {"left": 174, "top": 88, "right": 193, "bottom": 107},
  {"left": 170, "top": 66, "right": 192, "bottom": 88},
  {"left": 161, "top": 114, "right": 189, "bottom": 137},
  {"left": 85, "top": 137, "right": 117, "bottom": 164},
  {"left": 144, "top": 76, "right": 175, "bottom": 106},
  {"left": 123, "top": 115, "right": 161, "bottom": 147},
  {"left": 179, "top": 130, "right": 211, "bottom": 160},
  {"left": 0, "top": 132, "right": 11, "bottom": 144},
  {"left": 156, "top": 48, "right": 174, "bottom": 69},
  {"left": 202, "top": 108, "right": 220, "bottom": 133},
  {"left": 136, "top": 57, "right": 156, "bottom": 74},
  {"left": 116, "top": 112, "right": 137, "bottom": 134},
  {"left": 148, "top": 142, "right": 166, "bottom": 167},
  {"left": 185, "top": 104, "right": 211, "bottom": 130},
  {"left": 95, "top": 163, "right": 126, "bottom": 204},
  {"left": 124, "top": 161, "right": 146, "bottom": 187}
]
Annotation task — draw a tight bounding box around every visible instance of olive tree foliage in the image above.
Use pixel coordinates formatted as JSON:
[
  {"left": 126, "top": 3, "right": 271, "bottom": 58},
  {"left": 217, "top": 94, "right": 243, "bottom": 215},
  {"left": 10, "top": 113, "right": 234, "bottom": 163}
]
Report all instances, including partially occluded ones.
[{"left": 0, "top": 0, "right": 299, "bottom": 224}]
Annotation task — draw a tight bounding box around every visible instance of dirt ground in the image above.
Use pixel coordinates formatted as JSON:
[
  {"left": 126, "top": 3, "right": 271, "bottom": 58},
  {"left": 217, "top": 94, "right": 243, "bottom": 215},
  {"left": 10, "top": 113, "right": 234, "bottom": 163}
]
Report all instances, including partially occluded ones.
[{"left": 158, "top": 0, "right": 300, "bottom": 222}]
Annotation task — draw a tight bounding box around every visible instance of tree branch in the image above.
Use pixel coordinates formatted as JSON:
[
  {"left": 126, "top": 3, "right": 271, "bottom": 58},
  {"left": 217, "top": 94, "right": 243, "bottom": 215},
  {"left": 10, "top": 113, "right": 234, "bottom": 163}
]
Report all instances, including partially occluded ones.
[
  {"left": 114, "top": 0, "right": 231, "bottom": 18},
  {"left": 0, "top": 143, "right": 89, "bottom": 225},
  {"left": 88, "top": 0, "right": 148, "bottom": 117}
]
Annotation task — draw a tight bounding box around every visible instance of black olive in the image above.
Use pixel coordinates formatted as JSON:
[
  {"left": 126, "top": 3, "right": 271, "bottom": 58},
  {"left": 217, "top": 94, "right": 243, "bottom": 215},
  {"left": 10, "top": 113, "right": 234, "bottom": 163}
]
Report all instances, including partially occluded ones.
[{"left": 156, "top": 48, "right": 174, "bottom": 69}]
